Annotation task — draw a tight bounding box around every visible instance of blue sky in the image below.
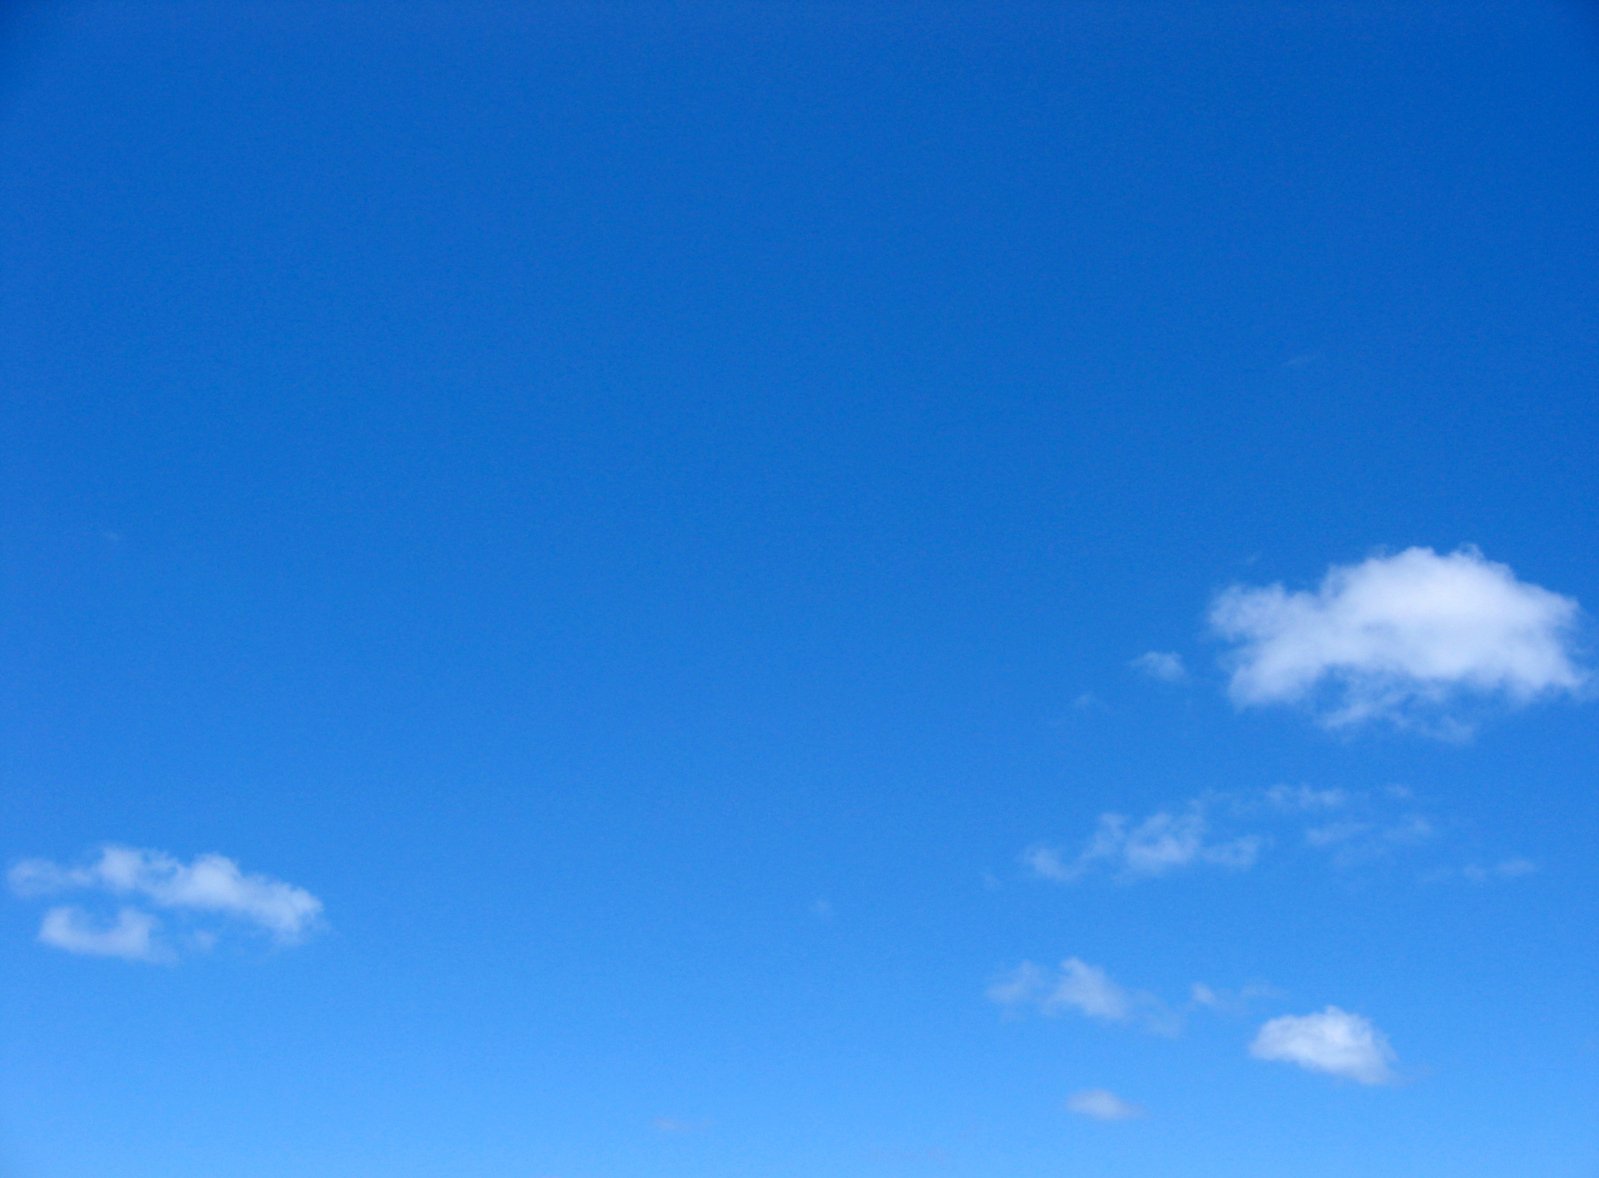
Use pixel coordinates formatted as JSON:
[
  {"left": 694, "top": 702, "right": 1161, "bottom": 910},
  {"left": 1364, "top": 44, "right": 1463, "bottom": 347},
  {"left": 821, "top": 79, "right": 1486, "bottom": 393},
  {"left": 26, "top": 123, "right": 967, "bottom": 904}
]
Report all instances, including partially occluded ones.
[{"left": 3, "top": 3, "right": 1597, "bottom": 1175}]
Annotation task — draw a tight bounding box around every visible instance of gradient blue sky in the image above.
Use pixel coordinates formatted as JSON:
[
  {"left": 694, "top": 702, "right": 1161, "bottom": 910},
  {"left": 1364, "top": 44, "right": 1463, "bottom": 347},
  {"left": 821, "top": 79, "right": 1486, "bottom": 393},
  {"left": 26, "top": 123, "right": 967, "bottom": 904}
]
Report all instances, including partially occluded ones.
[{"left": 3, "top": 4, "right": 1598, "bottom": 1176}]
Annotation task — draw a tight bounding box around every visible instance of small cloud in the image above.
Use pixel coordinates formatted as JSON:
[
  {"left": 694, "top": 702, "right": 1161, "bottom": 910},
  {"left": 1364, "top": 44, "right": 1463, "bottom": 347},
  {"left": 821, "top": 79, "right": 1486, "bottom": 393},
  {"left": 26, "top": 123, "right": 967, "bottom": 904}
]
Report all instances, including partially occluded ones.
[
  {"left": 1249, "top": 1007, "right": 1397, "bottom": 1084},
  {"left": 1065, "top": 1088, "right": 1146, "bottom": 1121},
  {"left": 989, "top": 958, "right": 1176, "bottom": 1034},
  {"left": 38, "top": 906, "right": 166, "bottom": 963},
  {"left": 809, "top": 898, "right": 834, "bottom": 920},
  {"left": 1131, "top": 651, "right": 1187, "bottom": 683},
  {"left": 1048, "top": 957, "right": 1136, "bottom": 1021},
  {"left": 10, "top": 846, "right": 323, "bottom": 963},
  {"left": 1210, "top": 546, "right": 1587, "bottom": 732}
]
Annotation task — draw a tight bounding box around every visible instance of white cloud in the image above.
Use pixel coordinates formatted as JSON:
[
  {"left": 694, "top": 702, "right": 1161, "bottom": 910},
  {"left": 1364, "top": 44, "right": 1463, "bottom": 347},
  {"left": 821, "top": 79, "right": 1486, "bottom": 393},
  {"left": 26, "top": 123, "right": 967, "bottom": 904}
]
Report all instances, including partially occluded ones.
[
  {"left": 989, "top": 958, "right": 1176, "bottom": 1033},
  {"left": 1024, "top": 806, "right": 1262, "bottom": 883},
  {"left": 1131, "top": 650, "right": 1187, "bottom": 683},
  {"left": 37, "top": 906, "right": 165, "bottom": 963},
  {"left": 10, "top": 846, "right": 323, "bottom": 962},
  {"left": 1210, "top": 546, "right": 1586, "bottom": 730},
  {"left": 1249, "top": 1007, "right": 1397, "bottom": 1084},
  {"left": 1066, "top": 1088, "right": 1145, "bottom": 1121}
]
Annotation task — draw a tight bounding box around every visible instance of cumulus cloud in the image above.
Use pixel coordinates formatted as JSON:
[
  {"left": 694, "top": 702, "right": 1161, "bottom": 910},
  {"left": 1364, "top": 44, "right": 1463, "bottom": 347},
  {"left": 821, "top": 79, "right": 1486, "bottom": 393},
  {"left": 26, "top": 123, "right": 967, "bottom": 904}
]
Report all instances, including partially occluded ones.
[
  {"left": 1066, "top": 1088, "right": 1145, "bottom": 1121},
  {"left": 1131, "top": 651, "right": 1187, "bottom": 683},
  {"left": 1024, "top": 805, "right": 1262, "bottom": 883},
  {"left": 1249, "top": 1007, "right": 1396, "bottom": 1084},
  {"left": 1210, "top": 546, "right": 1586, "bottom": 730},
  {"left": 989, "top": 958, "right": 1176, "bottom": 1033},
  {"left": 10, "top": 846, "right": 322, "bottom": 962}
]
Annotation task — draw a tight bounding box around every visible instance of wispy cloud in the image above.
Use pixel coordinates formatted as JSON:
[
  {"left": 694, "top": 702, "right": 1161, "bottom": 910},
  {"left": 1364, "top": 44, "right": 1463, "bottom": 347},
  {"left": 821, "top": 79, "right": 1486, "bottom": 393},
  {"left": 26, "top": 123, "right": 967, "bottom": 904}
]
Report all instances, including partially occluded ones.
[
  {"left": 1249, "top": 1007, "right": 1397, "bottom": 1084},
  {"left": 1210, "top": 546, "right": 1586, "bottom": 732},
  {"left": 988, "top": 958, "right": 1178, "bottom": 1034},
  {"left": 10, "top": 846, "right": 323, "bottom": 962},
  {"left": 1261, "top": 784, "right": 1349, "bottom": 812},
  {"left": 1189, "top": 980, "right": 1281, "bottom": 1014},
  {"left": 1131, "top": 650, "right": 1187, "bottom": 683},
  {"left": 1065, "top": 1088, "right": 1146, "bottom": 1121},
  {"left": 1023, "top": 806, "right": 1261, "bottom": 883},
  {"left": 1424, "top": 857, "right": 1539, "bottom": 885},
  {"left": 1024, "top": 784, "right": 1511, "bottom": 884}
]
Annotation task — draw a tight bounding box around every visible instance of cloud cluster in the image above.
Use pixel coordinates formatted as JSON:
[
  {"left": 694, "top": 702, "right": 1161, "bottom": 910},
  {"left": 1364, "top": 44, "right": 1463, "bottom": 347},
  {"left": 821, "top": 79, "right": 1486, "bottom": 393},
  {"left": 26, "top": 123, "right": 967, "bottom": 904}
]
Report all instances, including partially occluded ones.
[
  {"left": 1210, "top": 546, "right": 1586, "bottom": 731},
  {"left": 1022, "top": 783, "right": 1523, "bottom": 885},
  {"left": 1249, "top": 1007, "right": 1397, "bottom": 1084},
  {"left": 9, "top": 846, "right": 323, "bottom": 963},
  {"left": 989, "top": 956, "right": 1398, "bottom": 1092},
  {"left": 1023, "top": 806, "right": 1261, "bottom": 883}
]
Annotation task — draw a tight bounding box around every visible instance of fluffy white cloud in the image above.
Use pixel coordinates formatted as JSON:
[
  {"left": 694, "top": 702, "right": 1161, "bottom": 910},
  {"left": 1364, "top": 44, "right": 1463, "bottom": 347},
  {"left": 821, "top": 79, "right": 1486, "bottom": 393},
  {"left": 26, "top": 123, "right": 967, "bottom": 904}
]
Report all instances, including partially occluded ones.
[
  {"left": 1024, "top": 806, "right": 1262, "bottom": 883},
  {"left": 38, "top": 906, "right": 165, "bottom": 962},
  {"left": 1249, "top": 1007, "right": 1396, "bottom": 1084},
  {"left": 1210, "top": 546, "right": 1586, "bottom": 729},
  {"left": 1065, "top": 1088, "right": 1145, "bottom": 1121},
  {"left": 1131, "top": 650, "right": 1187, "bottom": 682},
  {"left": 10, "top": 846, "right": 323, "bottom": 961},
  {"left": 989, "top": 958, "right": 1176, "bottom": 1033}
]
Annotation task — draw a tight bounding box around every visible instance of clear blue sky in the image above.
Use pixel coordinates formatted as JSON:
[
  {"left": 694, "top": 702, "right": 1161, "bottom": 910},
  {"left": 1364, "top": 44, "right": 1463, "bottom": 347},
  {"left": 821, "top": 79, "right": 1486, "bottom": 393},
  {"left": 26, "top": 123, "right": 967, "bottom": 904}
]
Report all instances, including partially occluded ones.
[{"left": 3, "top": 4, "right": 1597, "bottom": 1175}]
